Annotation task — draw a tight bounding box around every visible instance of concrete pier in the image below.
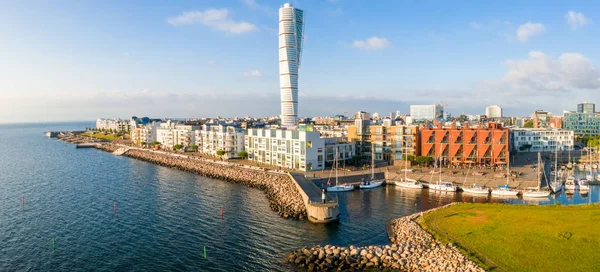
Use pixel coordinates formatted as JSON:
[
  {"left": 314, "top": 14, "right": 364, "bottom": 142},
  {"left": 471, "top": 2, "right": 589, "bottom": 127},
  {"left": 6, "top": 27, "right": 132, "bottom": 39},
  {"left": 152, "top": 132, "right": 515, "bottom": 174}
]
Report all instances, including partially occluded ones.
[{"left": 290, "top": 173, "right": 340, "bottom": 224}]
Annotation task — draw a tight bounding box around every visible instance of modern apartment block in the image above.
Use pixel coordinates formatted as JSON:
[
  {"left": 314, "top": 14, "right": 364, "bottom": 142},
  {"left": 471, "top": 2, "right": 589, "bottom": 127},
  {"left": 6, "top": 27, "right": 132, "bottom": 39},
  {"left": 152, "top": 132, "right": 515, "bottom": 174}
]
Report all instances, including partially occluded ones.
[
  {"left": 279, "top": 3, "right": 304, "bottom": 126},
  {"left": 485, "top": 105, "right": 502, "bottom": 118},
  {"left": 420, "top": 123, "right": 509, "bottom": 166},
  {"left": 563, "top": 111, "right": 600, "bottom": 136},
  {"left": 96, "top": 118, "right": 130, "bottom": 132},
  {"left": 410, "top": 104, "right": 444, "bottom": 122},
  {"left": 156, "top": 122, "right": 200, "bottom": 149},
  {"left": 532, "top": 110, "right": 551, "bottom": 128},
  {"left": 193, "top": 124, "right": 245, "bottom": 158},
  {"left": 577, "top": 102, "right": 595, "bottom": 114},
  {"left": 348, "top": 125, "right": 420, "bottom": 164},
  {"left": 130, "top": 121, "right": 162, "bottom": 146},
  {"left": 245, "top": 127, "right": 324, "bottom": 171},
  {"left": 511, "top": 128, "right": 574, "bottom": 152}
]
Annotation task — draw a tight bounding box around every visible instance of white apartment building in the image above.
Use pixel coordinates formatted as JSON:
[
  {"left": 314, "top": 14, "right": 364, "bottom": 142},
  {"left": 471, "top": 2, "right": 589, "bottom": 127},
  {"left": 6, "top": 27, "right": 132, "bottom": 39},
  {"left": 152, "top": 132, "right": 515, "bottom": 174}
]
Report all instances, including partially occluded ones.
[
  {"left": 485, "top": 105, "right": 503, "bottom": 118},
  {"left": 245, "top": 128, "right": 324, "bottom": 171},
  {"left": 131, "top": 121, "right": 162, "bottom": 146},
  {"left": 155, "top": 121, "right": 200, "bottom": 149},
  {"left": 96, "top": 118, "right": 130, "bottom": 132},
  {"left": 193, "top": 124, "right": 245, "bottom": 158},
  {"left": 511, "top": 128, "right": 574, "bottom": 152}
]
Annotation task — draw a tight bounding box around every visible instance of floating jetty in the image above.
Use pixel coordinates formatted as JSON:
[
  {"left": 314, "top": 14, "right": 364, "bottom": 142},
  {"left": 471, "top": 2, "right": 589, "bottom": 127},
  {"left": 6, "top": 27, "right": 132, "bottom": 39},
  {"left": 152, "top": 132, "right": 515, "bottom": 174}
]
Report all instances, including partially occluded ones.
[{"left": 75, "top": 143, "right": 100, "bottom": 148}]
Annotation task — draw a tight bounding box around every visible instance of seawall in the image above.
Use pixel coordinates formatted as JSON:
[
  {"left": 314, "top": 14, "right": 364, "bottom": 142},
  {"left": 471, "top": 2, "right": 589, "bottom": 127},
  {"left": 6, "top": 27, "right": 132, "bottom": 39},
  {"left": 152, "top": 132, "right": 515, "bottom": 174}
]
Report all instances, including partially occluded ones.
[
  {"left": 95, "top": 144, "right": 307, "bottom": 220},
  {"left": 288, "top": 203, "right": 484, "bottom": 271}
]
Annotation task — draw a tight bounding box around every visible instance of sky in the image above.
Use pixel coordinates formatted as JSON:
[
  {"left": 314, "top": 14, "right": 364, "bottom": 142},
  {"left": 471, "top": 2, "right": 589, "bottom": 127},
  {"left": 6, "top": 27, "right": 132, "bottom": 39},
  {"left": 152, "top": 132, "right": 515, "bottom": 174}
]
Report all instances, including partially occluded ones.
[{"left": 1, "top": 0, "right": 600, "bottom": 123}]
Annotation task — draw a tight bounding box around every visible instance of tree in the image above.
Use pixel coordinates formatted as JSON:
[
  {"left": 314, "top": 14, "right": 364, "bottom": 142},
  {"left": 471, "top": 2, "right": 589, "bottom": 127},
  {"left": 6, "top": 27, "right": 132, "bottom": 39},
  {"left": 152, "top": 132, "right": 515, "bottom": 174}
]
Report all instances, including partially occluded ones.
[
  {"left": 174, "top": 144, "right": 183, "bottom": 150},
  {"left": 238, "top": 151, "right": 249, "bottom": 159},
  {"left": 523, "top": 120, "right": 534, "bottom": 128},
  {"left": 151, "top": 141, "right": 160, "bottom": 146},
  {"left": 216, "top": 150, "right": 226, "bottom": 157},
  {"left": 189, "top": 144, "right": 198, "bottom": 151},
  {"left": 141, "top": 141, "right": 147, "bottom": 147},
  {"left": 406, "top": 155, "right": 416, "bottom": 162},
  {"left": 519, "top": 144, "right": 532, "bottom": 152},
  {"left": 415, "top": 156, "right": 433, "bottom": 166}
]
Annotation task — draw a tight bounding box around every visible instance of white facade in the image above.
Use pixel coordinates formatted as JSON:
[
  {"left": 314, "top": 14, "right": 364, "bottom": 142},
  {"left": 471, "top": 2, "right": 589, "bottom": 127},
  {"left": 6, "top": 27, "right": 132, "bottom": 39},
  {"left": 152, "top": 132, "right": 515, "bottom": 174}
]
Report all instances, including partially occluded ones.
[
  {"left": 96, "top": 118, "right": 130, "bottom": 131},
  {"left": 245, "top": 128, "right": 324, "bottom": 171},
  {"left": 131, "top": 121, "right": 162, "bottom": 146},
  {"left": 486, "top": 105, "right": 503, "bottom": 118},
  {"left": 155, "top": 122, "right": 200, "bottom": 149},
  {"left": 511, "top": 128, "right": 574, "bottom": 152},
  {"left": 193, "top": 125, "right": 245, "bottom": 158},
  {"left": 279, "top": 3, "right": 304, "bottom": 126},
  {"left": 410, "top": 105, "right": 443, "bottom": 121}
]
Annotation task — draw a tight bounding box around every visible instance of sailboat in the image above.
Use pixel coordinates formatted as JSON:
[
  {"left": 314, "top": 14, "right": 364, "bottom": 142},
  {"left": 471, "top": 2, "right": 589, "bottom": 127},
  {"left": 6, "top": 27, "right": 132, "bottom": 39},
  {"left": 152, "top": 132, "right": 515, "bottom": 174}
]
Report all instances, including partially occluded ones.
[
  {"left": 523, "top": 153, "right": 551, "bottom": 198},
  {"left": 491, "top": 148, "right": 519, "bottom": 197},
  {"left": 360, "top": 142, "right": 384, "bottom": 189},
  {"left": 549, "top": 147, "right": 563, "bottom": 193},
  {"left": 586, "top": 149, "right": 594, "bottom": 181},
  {"left": 429, "top": 142, "right": 458, "bottom": 192},
  {"left": 462, "top": 151, "right": 490, "bottom": 194},
  {"left": 327, "top": 146, "right": 354, "bottom": 192},
  {"left": 395, "top": 146, "right": 424, "bottom": 189}
]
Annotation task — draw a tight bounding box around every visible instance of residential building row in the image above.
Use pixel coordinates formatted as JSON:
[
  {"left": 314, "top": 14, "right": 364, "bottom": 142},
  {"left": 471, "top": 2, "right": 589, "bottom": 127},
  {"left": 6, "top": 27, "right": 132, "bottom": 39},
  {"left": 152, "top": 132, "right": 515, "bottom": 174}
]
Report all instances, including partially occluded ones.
[{"left": 96, "top": 118, "right": 131, "bottom": 132}]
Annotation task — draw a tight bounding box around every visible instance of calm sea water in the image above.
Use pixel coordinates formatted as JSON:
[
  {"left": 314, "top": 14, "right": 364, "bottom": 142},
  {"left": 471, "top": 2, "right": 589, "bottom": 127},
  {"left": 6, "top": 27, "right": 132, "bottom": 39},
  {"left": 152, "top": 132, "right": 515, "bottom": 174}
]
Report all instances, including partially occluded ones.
[{"left": 1, "top": 122, "right": 599, "bottom": 271}]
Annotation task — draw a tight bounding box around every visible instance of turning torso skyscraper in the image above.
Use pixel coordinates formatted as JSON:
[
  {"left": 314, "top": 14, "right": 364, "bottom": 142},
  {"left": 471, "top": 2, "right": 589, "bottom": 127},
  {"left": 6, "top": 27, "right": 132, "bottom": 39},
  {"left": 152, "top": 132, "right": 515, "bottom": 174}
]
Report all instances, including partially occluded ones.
[{"left": 278, "top": 3, "right": 304, "bottom": 126}]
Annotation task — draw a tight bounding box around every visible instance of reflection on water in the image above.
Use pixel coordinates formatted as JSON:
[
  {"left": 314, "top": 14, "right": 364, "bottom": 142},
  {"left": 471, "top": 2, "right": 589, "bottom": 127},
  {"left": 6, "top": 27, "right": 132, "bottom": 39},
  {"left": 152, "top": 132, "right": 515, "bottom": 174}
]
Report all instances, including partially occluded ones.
[{"left": 2, "top": 122, "right": 600, "bottom": 271}]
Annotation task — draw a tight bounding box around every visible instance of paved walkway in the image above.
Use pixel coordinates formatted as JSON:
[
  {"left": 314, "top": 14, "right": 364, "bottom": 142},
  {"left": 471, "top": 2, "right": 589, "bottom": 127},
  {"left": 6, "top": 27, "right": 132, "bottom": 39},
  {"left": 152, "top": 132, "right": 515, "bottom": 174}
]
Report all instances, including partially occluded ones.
[{"left": 290, "top": 172, "right": 324, "bottom": 203}]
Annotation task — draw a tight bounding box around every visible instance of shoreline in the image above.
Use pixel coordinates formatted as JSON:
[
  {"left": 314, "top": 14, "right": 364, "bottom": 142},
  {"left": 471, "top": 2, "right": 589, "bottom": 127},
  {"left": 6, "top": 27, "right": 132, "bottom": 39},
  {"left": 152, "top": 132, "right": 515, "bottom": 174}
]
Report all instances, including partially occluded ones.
[
  {"left": 94, "top": 144, "right": 307, "bottom": 220},
  {"left": 288, "top": 203, "right": 484, "bottom": 271}
]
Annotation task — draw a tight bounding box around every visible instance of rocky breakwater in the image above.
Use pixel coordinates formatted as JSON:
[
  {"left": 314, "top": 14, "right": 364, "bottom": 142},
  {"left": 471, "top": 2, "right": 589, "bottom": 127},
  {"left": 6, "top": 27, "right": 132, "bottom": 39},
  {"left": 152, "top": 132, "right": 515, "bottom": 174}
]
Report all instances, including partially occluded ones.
[
  {"left": 95, "top": 144, "right": 307, "bottom": 220},
  {"left": 288, "top": 203, "right": 483, "bottom": 271}
]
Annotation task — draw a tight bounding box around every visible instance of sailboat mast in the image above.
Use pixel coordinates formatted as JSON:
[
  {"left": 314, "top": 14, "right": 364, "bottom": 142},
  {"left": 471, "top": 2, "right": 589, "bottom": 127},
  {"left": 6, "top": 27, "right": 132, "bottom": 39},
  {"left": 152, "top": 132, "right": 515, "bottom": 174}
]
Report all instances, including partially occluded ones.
[
  {"left": 335, "top": 147, "right": 338, "bottom": 186},
  {"left": 371, "top": 142, "right": 375, "bottom": 180},
  {"left": 404, "top": 144, "right": 408, "bottom": 181},
  {"left": 554, "top": 146, "right": 558, "bottom": 184}
]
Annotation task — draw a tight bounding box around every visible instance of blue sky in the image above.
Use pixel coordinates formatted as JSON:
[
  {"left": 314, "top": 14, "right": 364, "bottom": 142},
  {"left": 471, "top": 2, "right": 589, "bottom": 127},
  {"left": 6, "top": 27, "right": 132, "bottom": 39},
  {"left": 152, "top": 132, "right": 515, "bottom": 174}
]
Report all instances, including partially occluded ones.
[{"left": 1, "top": 0, "right": 600, "bottom": 123}]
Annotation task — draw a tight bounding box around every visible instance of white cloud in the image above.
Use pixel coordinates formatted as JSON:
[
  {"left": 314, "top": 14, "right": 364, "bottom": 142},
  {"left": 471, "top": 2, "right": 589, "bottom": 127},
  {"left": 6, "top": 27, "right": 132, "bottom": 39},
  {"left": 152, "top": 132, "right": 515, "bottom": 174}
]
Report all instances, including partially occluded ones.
[
  {"left": 470, "top": 22, "right": 482, "bottom": 30},
  {"left": 488, "top": 51, "right": 600, "bottom": 94},
  {"left": 167, "top": 8, "right": 258, "bottom": 34},
  {"left": 565, "top": 11, "right": 591, "bottom": 29},
  {"left": 242, "top": 0, "right": 260, "bottom": 9},
  {"left": 243, "top": 69, "right": 262, "bottom": 78},
  {"left": 352, "top": 37, "right": 391, "bottom": 51},
  {"left": 516, "top": 22, "right": 545, "bottom": 42}
]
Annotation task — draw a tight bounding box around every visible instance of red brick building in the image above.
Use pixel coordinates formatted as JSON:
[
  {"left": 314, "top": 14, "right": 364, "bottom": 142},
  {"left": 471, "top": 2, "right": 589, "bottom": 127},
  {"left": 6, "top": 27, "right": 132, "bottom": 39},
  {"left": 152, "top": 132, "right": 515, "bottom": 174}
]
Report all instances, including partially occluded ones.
[{"left": 420, "top": 123, "right": 509, "bottom": 166}]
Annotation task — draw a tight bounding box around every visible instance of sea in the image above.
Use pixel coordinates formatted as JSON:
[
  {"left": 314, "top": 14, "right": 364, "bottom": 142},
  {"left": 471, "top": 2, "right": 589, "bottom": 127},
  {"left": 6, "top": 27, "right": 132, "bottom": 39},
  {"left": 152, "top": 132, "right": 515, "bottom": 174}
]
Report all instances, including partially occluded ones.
[{"left": 1, "top": 122, "right": 598, "bottom": 271}]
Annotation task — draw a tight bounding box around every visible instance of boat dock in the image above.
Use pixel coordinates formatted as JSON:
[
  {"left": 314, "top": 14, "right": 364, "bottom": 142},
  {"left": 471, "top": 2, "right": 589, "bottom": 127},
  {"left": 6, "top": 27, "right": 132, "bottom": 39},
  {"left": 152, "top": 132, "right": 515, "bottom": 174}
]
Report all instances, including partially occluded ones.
[{"left": 289, "top": 173, "right": 340, "bottom": 224}]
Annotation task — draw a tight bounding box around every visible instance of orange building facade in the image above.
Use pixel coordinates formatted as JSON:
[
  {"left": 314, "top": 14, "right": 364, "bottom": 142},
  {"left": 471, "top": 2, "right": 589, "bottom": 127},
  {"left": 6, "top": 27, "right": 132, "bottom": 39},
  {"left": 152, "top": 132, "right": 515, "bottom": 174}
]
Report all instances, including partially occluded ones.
[{"left": 420, "top": 123, "right": 509, "bottom": 166}]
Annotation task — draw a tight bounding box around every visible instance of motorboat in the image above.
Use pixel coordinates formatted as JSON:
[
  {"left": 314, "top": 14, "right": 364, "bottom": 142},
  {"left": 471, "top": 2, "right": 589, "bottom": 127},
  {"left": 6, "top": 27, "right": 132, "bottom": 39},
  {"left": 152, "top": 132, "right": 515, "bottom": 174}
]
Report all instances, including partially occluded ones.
[
  {"left": 395, "top": 178, "right": 424, "bottom": 189},
  {"left": 566, "top": 163, "right": 573, "bottom": 169},
  {"left": 579, "top": 179, "right": 590, "bottom": 191},
  {"left": 429, "top": 181, "right": 458, "bottom": 192},
  {"left": 491, "top": 184, "right": 519, "bottom": 196},
  {"left": 564, "top": 176, "right": 578, "bottom": 190},
  {"left": 462, "top": 184, "right": 490, "bottom": 195},
  {"left": 596, "top": 174, "right": 600, "bottom": 182},
  {"left": 359, "top": 179, "right": 384, "bottom": 189},
  {"left": 550, "top": 181, "right": 563, "bottom": 193}
]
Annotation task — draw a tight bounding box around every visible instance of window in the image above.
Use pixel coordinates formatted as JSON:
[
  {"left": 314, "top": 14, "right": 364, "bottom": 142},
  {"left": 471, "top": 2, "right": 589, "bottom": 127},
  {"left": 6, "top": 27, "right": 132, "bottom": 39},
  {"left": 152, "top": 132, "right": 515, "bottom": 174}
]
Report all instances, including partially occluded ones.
[
  {"left": 318, "top": 155, "right": 323, "bottom": 162},
  {"left": 307, "top": 141, "right": 312, "bottom": 148},
  {"left": 317, "top": 147, "right": 323, "bottom": 153},
  {"left": 271, "top": 130, "right": 276, "bottom": 137}
]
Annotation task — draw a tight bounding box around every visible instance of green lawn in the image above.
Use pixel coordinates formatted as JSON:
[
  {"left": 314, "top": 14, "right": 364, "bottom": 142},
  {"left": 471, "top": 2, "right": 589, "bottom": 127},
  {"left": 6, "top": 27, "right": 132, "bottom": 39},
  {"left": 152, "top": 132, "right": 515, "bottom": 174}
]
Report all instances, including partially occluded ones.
[
  {"left": 420, "top": 203, "right": 600, "bottom": 271},
  {"left": 83, "top": 132, "right": 122, "bottom": 141}
]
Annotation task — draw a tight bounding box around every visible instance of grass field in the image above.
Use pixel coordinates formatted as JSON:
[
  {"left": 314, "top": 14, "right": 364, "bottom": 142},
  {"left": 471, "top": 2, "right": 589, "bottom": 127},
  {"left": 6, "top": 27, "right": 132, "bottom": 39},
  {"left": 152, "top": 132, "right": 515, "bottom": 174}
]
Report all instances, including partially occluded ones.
[
  {"left": 82, "top": 132, "right": 122, "bottom": 141},
  {"left": 420, "top": 203, "right": 600, "bottom": 271}
]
